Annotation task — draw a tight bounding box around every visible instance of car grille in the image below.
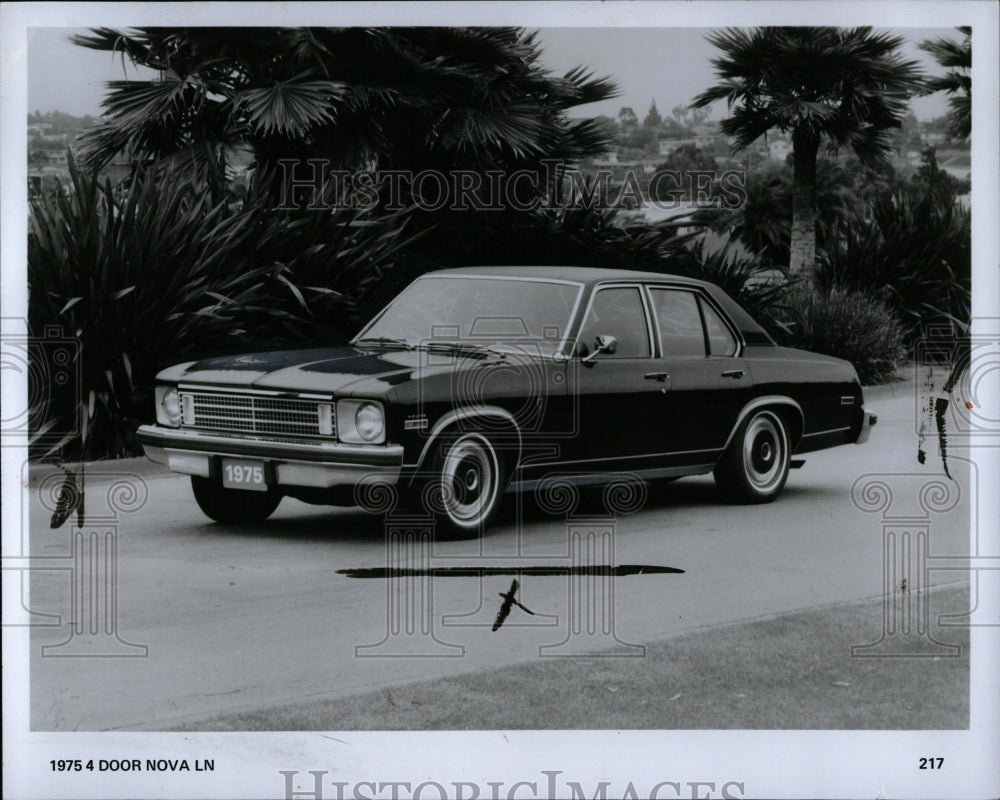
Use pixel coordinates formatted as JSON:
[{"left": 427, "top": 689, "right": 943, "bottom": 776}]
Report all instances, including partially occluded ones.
[{"left": 179, "top": 390, "right": 333, "bottom": 438}]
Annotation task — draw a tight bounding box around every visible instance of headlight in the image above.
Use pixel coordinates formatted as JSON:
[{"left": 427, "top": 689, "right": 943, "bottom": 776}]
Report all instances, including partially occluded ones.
[
  {"left": 337, "top": 399, "right": 385, "bottom": 444},
  {"left": 355, "top": 403, "right": 384, "bottom": 441},
  {"left": 156, "top": 386, "right": 181, "bottom": 427}
]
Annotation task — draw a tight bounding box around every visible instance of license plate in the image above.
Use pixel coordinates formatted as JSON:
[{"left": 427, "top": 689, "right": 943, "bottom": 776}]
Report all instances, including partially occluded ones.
[{"left": 221, "top": 459, "right": 268, "bottom": 491}]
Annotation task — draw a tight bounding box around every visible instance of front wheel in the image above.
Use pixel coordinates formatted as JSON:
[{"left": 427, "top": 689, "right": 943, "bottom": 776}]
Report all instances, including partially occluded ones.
[
  {"left": 423, "top": 432, "right": 506, "bottom": 537},
  {"left": 714, "top": 410, "right": 790, "bottom": 503},
  {"left": 191, "top": 476, "right": 282, "bottom": 524}
]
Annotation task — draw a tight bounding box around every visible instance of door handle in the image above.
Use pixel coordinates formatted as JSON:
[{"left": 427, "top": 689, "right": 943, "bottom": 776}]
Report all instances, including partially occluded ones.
[
  {"left": 721, "top": 369, "right": 745, "bottom": 379},
  {"left": 644, "top": 372, "right": 669, "bottom": 382}
]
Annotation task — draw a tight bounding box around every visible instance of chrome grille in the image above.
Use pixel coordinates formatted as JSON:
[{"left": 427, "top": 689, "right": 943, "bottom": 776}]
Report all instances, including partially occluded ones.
[{"left": 180, "top": 390, "right": 333, "bottom": 438}]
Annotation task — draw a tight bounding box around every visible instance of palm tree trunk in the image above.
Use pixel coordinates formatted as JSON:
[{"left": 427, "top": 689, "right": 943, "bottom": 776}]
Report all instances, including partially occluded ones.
[{"left": 789, "top": 129, "right": 820, "bottom": 286}]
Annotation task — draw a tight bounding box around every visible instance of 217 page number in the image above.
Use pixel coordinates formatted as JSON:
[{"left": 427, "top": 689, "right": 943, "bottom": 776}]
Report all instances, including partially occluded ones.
[{"left": 919, "top": 758, "right": 944, "bottom": 769}]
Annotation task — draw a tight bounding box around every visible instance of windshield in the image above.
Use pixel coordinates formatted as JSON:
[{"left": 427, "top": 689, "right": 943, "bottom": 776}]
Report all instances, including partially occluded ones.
[{"left": 355, "top": 276, "right": 582, "bottom": 356}]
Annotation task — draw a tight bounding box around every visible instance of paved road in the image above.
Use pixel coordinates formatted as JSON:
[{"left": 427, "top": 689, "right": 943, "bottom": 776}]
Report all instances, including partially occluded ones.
[{"left": 25, "top": 379, "right": 974, "bottom": 730}]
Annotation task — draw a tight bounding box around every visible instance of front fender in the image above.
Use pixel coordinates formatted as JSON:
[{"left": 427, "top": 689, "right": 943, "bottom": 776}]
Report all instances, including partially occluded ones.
[{"left": 407, "top": 405, "right": 523, "bottom": 477}]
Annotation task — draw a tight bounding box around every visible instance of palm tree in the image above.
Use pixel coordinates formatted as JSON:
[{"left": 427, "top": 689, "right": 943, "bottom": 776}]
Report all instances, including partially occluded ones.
[
  {"left": 71, "top": 27, "right": 617, "bottom": 200},
  {"left": 919, "top": 27, "right": 971, "bottom": 141},
  {"left": 691, "top": 27, "right": 923, "bottom": 284}
]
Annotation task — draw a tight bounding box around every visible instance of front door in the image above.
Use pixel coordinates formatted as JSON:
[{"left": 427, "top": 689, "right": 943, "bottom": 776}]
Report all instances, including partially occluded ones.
[{"left": 556, "top": 284, "right": 669, "bottom": 474}]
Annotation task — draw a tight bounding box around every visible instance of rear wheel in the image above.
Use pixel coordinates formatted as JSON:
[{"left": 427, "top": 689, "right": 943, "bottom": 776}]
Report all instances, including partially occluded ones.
[
  {"left": 714, "top": 409, "right": 790, "bottom": 503},
  {"left": 191, "top": 476, "right": 282, "bottom": 524}
]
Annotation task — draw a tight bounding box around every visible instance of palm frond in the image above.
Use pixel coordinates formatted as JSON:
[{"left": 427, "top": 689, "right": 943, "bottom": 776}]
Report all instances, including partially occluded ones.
[{"left": 235, "top": 76, "right": 348, "bottom": 137}]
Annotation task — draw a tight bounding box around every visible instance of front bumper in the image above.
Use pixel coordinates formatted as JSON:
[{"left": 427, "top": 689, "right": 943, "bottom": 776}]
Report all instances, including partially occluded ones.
[
  {"left": 854, "top": 407, "right": 878, "bottom": 445},
  {"left": 136, "top": 425, "right": 403, "bottom": 488}
]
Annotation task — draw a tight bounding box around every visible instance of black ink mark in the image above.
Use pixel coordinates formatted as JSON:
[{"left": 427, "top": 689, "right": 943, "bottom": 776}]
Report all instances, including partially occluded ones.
[
  {"left": 934, "top": 397, "right": 951, "bottom": 479},
  {"left": 50, "top": 465, "right": 85, "bottom": 529},
  {"left": 337, "top": 564, "right": 685, "bottom": 579},
  {"left": 928, "top": 338, "right": 969, "bottom": 478},
  {"left": 492, "top": 579, "right": 535, "bottom": 632}
]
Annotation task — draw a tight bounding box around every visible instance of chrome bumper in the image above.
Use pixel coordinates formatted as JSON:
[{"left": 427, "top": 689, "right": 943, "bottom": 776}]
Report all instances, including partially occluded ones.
[
  {"left": 854, "top": 407, "right": 878, "bottom": 445},
  {"left": 136, "top": 425, "right": 403, "bottom": 488}
]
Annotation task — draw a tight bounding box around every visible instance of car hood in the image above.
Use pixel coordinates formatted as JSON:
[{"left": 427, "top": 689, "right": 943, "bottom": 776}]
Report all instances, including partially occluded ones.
[{"left": 157, "top": 346, "right": 466, "bottom": 396}]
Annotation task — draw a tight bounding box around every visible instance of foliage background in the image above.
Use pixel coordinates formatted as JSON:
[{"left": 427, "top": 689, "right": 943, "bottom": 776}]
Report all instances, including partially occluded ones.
[{"left": 27, "top": 25, "right": 972, "bottom": 460}]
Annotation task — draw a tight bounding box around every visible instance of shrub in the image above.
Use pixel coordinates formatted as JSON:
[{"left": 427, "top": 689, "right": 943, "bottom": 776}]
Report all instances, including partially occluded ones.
[
  {"left": 817, "top": 188, "right": 970, "bottom": 341},
  {"left": 767, "top": 287, "right": 905, "bottom": 385},
  {"left": 28, "top": 157, "right": 411, "bottom": 460}
]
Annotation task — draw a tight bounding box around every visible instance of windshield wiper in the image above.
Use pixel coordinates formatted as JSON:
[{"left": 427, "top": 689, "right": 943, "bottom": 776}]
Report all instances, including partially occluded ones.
[
  {"left": 354, "top": 337, "right": 414, "bottom": 350},
  {"left": 419, "top": 341, "right": 507, "bottom": 360}
]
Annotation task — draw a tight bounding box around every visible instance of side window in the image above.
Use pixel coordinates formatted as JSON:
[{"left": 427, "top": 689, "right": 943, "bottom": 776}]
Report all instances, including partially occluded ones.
[
  {"left": 578, "top": 287, "right": 650, "bottom": 358},
  {"left": 700, "top": 299, "right": 738, "bottom": 356},
  {"left": 649, "top": 289, "right": 705, "bottom": 356}
]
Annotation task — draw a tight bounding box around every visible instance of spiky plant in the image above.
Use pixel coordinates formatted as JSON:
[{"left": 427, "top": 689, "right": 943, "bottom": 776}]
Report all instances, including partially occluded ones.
[{"left": 28, "top": 156, "right": 413, "bottom": 461}]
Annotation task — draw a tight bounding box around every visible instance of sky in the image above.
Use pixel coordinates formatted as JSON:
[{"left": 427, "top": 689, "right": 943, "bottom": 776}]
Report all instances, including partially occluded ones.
[{"left": 26, "top": 25, "right": 955, "bottom": 122}]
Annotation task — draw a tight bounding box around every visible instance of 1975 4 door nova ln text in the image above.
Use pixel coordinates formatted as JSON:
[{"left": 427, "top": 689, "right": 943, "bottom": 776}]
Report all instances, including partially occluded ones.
[{"left": 138, "top": 267, "right": 877, "bottom": 534}]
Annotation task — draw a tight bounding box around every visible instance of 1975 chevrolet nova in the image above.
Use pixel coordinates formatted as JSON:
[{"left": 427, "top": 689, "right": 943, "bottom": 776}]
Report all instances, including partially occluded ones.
[{"left": 137, "top": 266, "right": 877, "bottom": 533}]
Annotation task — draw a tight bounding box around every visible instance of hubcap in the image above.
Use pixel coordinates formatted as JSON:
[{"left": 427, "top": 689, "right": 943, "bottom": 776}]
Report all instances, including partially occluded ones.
[
  {"left": 742, "top": 414, "right": 786, "bottom": 492},
  {"left": 441, "top": 436, "right": 497, "bottom": 526}
]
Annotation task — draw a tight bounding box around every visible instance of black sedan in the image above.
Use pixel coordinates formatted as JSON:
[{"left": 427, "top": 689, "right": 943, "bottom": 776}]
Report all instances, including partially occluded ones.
[{"left": 137, "top": 266, "right": 877, "bottom": 534}]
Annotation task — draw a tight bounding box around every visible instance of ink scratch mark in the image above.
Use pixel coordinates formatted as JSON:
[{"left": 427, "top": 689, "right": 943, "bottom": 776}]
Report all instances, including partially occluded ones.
[
  {"left": 934, "top": 397, "right": 951, "bottom": 479},
  {"left": 932, "top": 344, "right": 970, "bottom": 480},
  {"left": 492, "top": 579, "right": 535, "bottom": 632},
  {"left": 917, "top": 367, "right": 934, "bottom": 467},
  {"left": 50, "top": 466, "right": 85, "bottom": 529},
  {"left": 337, "top": 564, "right": 685, "bottom": 579}
]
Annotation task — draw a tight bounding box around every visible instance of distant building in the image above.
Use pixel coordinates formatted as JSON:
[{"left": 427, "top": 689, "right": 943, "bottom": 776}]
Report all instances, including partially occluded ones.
[
  {"left": 692, "top": 126, "right": 718, "bottom": 149},
  {"left": 658, "top": 138, "right": 695, "bottom": 156}
]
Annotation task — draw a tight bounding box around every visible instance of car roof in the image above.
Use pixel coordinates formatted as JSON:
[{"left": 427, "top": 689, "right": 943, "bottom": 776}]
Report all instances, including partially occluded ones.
[
  {"left": 422, "top": 266, "right": 776, "bottom": 347},
  {"left": 425, "top": 265, "right": 707, "bottom": 287}
]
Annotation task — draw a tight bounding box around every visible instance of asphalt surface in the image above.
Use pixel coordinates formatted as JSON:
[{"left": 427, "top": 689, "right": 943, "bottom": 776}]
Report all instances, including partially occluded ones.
[{"left": 25, "top": 377, "right": 973, "bottom": 730}]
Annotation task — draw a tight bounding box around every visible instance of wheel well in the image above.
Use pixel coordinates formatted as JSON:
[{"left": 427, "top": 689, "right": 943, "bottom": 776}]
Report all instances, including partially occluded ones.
[
  {"left": 769, "top": 405, "right": 803, "bottom": 450},
  {"left": 412, "top": 412, "right": 522, "bottom": 478}
]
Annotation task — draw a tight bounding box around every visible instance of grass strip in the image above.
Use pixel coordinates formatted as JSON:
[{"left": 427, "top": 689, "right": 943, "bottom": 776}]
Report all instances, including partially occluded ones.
[{"left": 175, "top": 584, "right": 969, "bottom": 731}]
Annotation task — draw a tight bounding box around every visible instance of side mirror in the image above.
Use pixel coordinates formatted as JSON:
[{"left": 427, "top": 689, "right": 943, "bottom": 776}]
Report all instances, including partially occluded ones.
[{"left": 581, "top": 334, "right": 617, "bottom": 364}]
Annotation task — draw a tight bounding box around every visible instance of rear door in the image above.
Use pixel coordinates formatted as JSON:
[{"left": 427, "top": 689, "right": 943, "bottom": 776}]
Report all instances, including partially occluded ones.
[{"left": 646, "top": 285, "right": 752, "bottom": 464}]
